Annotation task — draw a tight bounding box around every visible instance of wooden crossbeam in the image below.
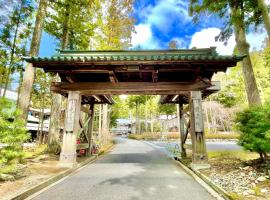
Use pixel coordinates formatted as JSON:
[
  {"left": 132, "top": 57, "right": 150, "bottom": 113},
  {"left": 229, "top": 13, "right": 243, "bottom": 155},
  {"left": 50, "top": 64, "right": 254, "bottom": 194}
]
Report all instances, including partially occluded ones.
[{"left": 51, "top": 81, "right": 211, "bottom": 95}]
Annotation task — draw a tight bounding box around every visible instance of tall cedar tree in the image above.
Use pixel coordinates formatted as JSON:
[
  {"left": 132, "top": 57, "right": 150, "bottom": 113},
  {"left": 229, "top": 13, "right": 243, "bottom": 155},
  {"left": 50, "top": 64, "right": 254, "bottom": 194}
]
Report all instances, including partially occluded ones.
[
  {"left": 45, "top": 0, "right": 134, "bottom": 152},
  {"left": 0, "top": 0, "right": 34, "bottom": 97},
  {"left": 257, "top": 0, "right": 270, "bottom": 39},
  {"left": 189, "top": 0, "right": 262, "bottom": 105},
  {"left": 93, "top": 0, "right": 134, "bottom": 50},
  {"left": 45, "top": 0, "right": 98, "bottom": 153},
  {"left": 18, "top": 0, "right": 48, "bottom": 121}
]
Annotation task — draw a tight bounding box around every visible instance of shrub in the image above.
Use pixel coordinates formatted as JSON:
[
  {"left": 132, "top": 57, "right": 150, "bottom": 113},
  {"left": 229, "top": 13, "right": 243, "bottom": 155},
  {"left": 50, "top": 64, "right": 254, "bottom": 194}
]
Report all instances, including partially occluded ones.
[
  {"left": 235, "top": 103, "right": 270, "bottom": 162},
  {"left": 0, "top": 98, "right": 29, "bottom": 166}
]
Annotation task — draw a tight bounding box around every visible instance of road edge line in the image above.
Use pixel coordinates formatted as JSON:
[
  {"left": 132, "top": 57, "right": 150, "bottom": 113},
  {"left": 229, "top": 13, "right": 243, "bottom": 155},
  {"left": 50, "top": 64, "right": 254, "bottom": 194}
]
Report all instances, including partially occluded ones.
[{"left": 11, "top": 143, "right": 115, "bottom": 200}]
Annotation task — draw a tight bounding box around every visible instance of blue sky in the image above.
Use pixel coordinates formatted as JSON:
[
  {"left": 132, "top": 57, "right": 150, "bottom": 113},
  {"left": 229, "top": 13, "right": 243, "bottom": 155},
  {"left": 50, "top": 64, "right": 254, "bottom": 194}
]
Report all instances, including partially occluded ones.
[{"left": 38, "top": 0, "right": 267, "bottom": 57}]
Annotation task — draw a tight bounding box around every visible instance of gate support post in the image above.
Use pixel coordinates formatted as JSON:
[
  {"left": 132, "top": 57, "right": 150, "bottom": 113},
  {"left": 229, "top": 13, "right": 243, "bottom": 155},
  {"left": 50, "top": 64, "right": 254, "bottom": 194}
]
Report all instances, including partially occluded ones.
[
  {"left": 60, "top": 91, "right": 81, "bottom": 167},
  {"left": 178, "top": 103, "right": 186, "bottom": 158},
  {"left": 189, "top": 91, "right": 210, "bottom": 170},
  {"left": 88, "top": 102, "right": 95, "bottom": 155}
]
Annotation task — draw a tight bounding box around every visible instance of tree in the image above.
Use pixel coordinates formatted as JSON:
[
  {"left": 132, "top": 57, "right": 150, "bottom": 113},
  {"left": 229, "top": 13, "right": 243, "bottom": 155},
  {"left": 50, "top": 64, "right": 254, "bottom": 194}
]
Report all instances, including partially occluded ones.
[
  {"left": 127, "top": 95, "right": 146, "bottom": 134},
  {"left": 31, "top": 69, "right": 52, "bottom": 143},
  {"left": 18, "top": 0, "right": 48, "bottom": 121},
  {"left": 189, "top": 0, "right": 262, "bottom": 106},
  {"left": 236, "top": 103, "right": 270, "bottom": 162},
  {"left": 168, "top": 40, "right": 178, "bottom": 49},
  {"left": 0, "top": 98, "right": 29, "bottom": 167},
  {"left": 45, "top": 0, "right": 98, "bottom": 153},
  {"left": 0, "top": 0, "right": 34, "bottom": 97},
  {"left": 257, "top": 0, "right": 270, "bottom": 39},
  {"left": 92, "top": 0, "right": 134, "bottom": 50}
]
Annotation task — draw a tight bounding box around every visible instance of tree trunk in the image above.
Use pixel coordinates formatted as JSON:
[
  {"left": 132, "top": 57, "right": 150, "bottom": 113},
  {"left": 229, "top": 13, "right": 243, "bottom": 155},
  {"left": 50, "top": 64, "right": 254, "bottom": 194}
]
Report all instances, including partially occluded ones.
[
  {"left": 47, "top": 2, "right": 71, "bottom": 153},
  {"left": 231, "top": 6, "right": 261, "bottom": 106},
  {"left": 16, "top": 69, "right": 23, "bottom": 106},
  {"left": 135, "top": 101, "right": 139, "bottom": 134},
  {"left": 258, "top": 0, "right": 270, "bottom": 39},
  {"left": 38, "top": 107, "right": 45, "bottom": 144},
  {"left": 18, "top": 0, "right": 48, "bottom": 121},
  {"left": 145, "top": 96, "right": 148, "bottom": 133},
  {"left": 46, "top": 78, "right": 62, "bottom": 154},
  {"left": 61, "top": 2, "right": 71, "bottom": 50}
]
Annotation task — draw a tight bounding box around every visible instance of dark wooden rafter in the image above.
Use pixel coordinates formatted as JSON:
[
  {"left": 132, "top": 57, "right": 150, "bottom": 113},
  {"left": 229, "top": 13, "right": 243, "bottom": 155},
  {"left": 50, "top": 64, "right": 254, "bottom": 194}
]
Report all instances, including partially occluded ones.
[
  {"left": 51, "top": 81, "right": 211, "bottom": 95},
  {"left": 160, "top": 81, "right": 220, "bottom": 104}
]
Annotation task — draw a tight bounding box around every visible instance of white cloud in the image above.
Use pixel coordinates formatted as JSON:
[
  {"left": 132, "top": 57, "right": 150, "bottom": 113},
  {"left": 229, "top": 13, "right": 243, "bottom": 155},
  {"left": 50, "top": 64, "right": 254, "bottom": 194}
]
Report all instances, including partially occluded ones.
[
  {"left": 189, "top": 28, "right": 235, "bottom": 55},
  {"left": 138, "top": 0, "right": 190, "bottom": 34},
  {"left": 131, "top": 24, "right": 160, "bottom": 49},
  {"left": 189, "top": 27, "right": 267, "bottom": 55}
]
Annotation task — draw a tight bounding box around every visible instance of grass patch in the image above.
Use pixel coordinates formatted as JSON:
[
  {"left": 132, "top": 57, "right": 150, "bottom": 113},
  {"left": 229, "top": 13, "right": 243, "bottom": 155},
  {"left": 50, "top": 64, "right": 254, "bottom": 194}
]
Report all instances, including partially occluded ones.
[
  {"left": 128, "top": 132, "right": 239, "bottom": 140},
  {"left": 205, "top": 133, "right": 239, "bottom": 139},
  {"left": 227, "top": 192, "right": 245, "bottom": 200},
  {"left": 128, "top": 133, "right": 162, "bottom": 140},
  {"left": 0, "top": 164, "right": 16, "bottom": 175},
  {"left": 24, "top": 144, "right": 47, "bottom": 159},
  {"left": 208, "top": 150, "right": 259, "bottom": 161}
]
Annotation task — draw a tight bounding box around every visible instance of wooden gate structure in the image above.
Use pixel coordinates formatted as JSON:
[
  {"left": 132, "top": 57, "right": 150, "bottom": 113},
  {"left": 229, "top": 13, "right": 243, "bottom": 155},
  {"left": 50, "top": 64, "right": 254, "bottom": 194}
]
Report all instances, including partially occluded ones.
[{"left": 24, "top": 47, "right": 243, "bottom": 169}]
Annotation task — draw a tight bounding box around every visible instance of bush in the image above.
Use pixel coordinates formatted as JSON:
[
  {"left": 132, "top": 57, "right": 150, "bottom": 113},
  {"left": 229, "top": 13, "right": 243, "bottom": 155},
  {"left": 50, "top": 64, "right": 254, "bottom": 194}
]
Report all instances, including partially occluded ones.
[
  {"left": 128, "top": 133, "right": 162, "bottom": 140},
  {"left": 235, "top": 103, "right": 270, "bottom": 162},
  {"left": 0, "top": 98, "right": 29, "bottom": 166}
]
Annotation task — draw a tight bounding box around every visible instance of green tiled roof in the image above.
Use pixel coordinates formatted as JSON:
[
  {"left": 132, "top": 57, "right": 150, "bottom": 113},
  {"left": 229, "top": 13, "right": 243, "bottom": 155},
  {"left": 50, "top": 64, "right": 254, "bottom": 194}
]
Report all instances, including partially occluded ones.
[{"left": 23, "top": 48, "right": 245, "bottom": 63}]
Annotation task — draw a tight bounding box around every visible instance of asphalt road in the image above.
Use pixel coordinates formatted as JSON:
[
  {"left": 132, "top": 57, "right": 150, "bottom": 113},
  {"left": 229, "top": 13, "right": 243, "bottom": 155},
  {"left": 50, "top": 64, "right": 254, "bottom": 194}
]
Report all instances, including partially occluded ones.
[{"left": 32, "top": 138, "right": 216, "bottom": 200}]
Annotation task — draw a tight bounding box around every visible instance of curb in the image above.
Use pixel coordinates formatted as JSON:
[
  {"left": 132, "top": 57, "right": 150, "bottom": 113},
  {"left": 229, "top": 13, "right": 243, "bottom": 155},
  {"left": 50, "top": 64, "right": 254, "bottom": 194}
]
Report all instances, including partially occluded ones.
[
  {"left": 11, "top": 143, "right": 115, "bottom": 200},
  {"left": 174, "top": 157, "right": 232, "bottom": 200}
]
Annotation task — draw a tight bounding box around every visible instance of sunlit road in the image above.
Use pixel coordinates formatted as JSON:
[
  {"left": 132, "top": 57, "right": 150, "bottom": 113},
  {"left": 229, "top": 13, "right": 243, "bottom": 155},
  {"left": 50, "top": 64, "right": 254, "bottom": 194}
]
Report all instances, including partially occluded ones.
[{"left": 32, "top": 138, "right": 216, "bottom": 200}]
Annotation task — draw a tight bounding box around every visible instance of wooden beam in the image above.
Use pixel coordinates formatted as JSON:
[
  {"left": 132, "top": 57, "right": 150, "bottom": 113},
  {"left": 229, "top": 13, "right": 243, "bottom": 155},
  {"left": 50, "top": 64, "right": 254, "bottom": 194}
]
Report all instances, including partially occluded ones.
[
  {"left": 108, "top": 70, "right": 118, "bottom": 83},
  {"left": 51, "top": 81, "right": 211, "bottom": 95}
]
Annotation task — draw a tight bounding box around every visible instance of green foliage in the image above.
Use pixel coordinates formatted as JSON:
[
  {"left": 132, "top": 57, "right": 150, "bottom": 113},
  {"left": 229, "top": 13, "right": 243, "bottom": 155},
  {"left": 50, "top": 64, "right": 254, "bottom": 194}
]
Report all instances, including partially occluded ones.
[
  {"left": 110, "top": 96, "right": 129, "bottom": 127},
  {"left": 189, "top": 0, "right": 264, "bottom": 43},
  {"left": 31, "top": 69, "right": 52, "bottom": 108},
  {"left": 158, "top": 104, "right": 176, "bottom": 116},
  {"left": 93, "top": 0, "right": 135, "bottom": 50},
  {"left": 0, "top": 0, "right": 34, "bottom": 91},
  {"left": 0, "top": 98, "right": 29, "bottom": 165},
  {"left": 235, "top": 103, "right": 270, "bottom": 159},
  {"left": 45, "top": 0, "right": 98, "bottom": 50},
  {"left": 213, "top": 91, "right": 237, "bottom": 107}
]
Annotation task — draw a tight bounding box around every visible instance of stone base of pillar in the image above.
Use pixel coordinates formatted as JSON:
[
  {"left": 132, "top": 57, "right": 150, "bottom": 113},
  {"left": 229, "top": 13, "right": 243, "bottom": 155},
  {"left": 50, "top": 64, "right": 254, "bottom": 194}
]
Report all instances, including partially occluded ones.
[
  {"left": 190, "top": 163, "right": 210, "bottom": 170},
  {"left": 59, "top": 152, "right": 77, "bottom": 168}
]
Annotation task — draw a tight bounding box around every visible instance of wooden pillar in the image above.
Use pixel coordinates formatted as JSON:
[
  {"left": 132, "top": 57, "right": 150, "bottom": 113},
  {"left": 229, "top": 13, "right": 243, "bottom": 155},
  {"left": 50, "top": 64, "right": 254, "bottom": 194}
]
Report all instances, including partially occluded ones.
[
  {"left": 189, "top": 91, "right": 210, "bottom": 170},
  {"left": 178, "top": 103, "right": 187, "bottom": 158},
  {"left": 88, "top": 103, "right": 95, "bottom": 155},
  {"left": 60, "top": 91, "right": 81, "bottom": 166}
]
